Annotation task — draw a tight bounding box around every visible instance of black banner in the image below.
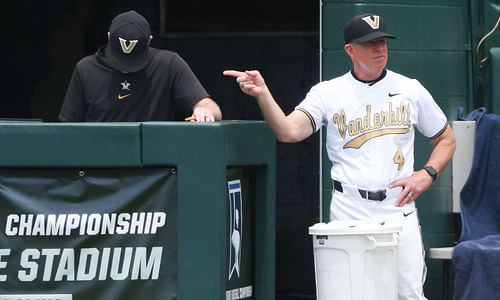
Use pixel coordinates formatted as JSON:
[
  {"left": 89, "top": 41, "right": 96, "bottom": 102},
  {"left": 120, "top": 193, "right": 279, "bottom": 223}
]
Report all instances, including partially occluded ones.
[
  {"left": 226, "top": 169, "right": 254, "bottom": 300},
  {"left": 0, "top": 168, "right": 177, "bottom": 300}
]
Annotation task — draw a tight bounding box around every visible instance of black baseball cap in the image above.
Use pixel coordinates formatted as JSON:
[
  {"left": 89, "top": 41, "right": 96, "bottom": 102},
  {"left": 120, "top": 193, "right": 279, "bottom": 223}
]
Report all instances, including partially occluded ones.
[
  {"left": 344, "top": 13, "right": 396, "bottom": 44},
  {"left": 105, "top": 10, "right": 152, "bottom": 73}
]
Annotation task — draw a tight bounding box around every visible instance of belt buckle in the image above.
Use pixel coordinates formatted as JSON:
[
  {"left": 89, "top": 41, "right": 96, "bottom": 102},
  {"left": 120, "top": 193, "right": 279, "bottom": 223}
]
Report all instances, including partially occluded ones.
[
  {"left": 358, "top": 189, "right": 369, "bottom": 200},
  {"left": 359, "top": 189, "right": 386, "bottom": 201}
]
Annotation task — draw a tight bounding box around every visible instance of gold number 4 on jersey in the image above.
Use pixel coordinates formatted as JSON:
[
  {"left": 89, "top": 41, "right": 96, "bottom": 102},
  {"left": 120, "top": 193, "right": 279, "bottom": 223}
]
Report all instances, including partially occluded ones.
[{"left": 393, "top": 147, "right": 404, "bottom": 170}]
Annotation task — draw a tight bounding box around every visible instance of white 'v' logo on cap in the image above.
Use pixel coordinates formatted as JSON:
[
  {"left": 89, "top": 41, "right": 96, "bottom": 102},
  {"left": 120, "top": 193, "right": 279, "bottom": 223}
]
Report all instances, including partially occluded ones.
[
  {"left": 119, "top": 37, "right": 138, "bottom": 54},
  {"left": 361, "top": 15, "right": 380, "bottom": 29}
]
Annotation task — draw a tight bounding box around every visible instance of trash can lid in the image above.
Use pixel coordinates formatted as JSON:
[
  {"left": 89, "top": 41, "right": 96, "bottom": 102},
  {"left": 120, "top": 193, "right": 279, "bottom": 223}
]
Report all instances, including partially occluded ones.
[{"left": 308, "top": 220, "right": 402, "bottom": 236}]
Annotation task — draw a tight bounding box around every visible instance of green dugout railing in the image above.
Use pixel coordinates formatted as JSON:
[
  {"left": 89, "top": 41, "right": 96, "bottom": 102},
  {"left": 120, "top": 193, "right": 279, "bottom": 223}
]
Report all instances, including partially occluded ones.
[{"left": 0, "top": 121, "right": 275, "bottom": 300}]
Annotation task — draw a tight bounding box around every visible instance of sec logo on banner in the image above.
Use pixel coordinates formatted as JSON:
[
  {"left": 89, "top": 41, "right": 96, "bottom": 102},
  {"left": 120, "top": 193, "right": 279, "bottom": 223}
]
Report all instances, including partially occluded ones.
[{"left": 228, "top": 180, "right": 242, "bottom": 281}]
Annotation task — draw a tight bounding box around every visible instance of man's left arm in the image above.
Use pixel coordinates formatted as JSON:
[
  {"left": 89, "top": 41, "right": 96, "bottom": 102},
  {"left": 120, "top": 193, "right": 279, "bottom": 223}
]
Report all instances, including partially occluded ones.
[
  {"left": 391, "top": 123, "right": 456, "bottom": 206},
  {"left": 423, "top": 123, "right": 457, "bottom": 178},
  {"left": 189, "top": 98, "right": 222, "bottom": 122}
]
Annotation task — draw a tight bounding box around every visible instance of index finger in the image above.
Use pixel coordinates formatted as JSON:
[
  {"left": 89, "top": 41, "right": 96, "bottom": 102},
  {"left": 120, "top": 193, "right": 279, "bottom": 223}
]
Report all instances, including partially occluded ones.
[
  {"left": 223, "top": 70, "right": 245, "bottom": 78},
  {"left": 388, "top": 178, "right": 405, "bottom": 189}
]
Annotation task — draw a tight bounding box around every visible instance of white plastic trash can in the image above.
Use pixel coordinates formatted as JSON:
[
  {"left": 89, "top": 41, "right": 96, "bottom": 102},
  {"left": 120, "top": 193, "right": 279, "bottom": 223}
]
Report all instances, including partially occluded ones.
[{"left": 309, "top": 221, "right": 402, "bottom": 300}]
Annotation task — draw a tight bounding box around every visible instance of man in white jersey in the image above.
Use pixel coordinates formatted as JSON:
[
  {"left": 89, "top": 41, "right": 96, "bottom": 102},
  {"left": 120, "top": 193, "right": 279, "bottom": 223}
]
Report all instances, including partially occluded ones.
[{"left": 224, "top": 13, "right": 456, "bottom": 300}]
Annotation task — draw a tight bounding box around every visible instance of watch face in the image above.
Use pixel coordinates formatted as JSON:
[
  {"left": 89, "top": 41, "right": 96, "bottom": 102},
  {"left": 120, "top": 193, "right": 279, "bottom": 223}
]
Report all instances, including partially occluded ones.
[{"left": 425, "top": 166, "right": 437, "bottom": 180}]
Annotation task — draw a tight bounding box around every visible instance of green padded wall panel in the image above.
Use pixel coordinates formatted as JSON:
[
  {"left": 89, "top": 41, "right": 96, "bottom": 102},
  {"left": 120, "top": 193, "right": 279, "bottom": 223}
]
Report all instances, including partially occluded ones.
[
  {"left": 141, "top": 121, "right": 276, "bottom": 300},
  {"left": 0, "top": 123, "right": 142, "bottom": 167},
  {"left": 491, "top": 48, "right": 500, "bottom": 114}
]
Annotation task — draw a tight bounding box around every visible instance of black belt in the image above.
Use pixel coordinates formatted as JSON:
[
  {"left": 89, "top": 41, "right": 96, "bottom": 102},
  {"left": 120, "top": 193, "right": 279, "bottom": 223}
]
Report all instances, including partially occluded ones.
[{"left": 333, "top": 180, "right": 387, "bottom": 201}]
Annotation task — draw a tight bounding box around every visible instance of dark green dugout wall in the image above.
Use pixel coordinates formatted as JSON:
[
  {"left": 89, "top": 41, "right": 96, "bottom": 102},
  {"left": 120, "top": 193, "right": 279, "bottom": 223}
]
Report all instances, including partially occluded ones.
[
  {"left": 0, "top": 121, "right": 275, "bottom": 300},
  {"left": 320, "top": 1, "right": 479, "bottom": 299}
]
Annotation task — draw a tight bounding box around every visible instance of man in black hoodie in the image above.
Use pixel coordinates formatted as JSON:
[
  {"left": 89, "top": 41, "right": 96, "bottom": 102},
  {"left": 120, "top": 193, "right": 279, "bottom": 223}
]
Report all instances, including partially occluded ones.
[{"left": 59, "top": 10, "right": 221, "bottom": 122}]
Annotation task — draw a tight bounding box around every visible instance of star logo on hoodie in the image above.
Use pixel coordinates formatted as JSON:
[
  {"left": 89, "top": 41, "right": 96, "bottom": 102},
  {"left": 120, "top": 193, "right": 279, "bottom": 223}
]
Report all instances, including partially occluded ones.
[
  {"left": 121, "top": 80, "right": 131, "bottom": 90},
  {"left": 118, "top": 80, "right": 132, "bottom": 100}
]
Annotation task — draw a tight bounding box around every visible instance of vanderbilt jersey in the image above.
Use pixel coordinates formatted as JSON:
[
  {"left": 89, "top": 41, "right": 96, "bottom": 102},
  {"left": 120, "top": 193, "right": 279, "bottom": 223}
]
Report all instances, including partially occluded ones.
[{"left": 296, "top": 70, "right": 447, "bottom": 190}]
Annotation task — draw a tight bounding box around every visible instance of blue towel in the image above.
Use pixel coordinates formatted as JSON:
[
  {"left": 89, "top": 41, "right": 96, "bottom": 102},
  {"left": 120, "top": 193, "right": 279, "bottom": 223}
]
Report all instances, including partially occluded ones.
[
  {"left": 453, "top": 108, "right": 500, "bottom": 300},
  {"left": 452, "top": 235, "right": 500, "bottom": 300},
  {"left": 457, "top": 107, "right": 500, "bottom": 241}
]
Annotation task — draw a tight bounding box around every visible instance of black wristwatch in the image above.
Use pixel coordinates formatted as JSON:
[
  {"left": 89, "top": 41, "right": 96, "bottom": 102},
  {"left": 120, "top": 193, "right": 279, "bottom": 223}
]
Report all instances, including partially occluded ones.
[{"left": 423, "top": 166, "right": 438, "bottom": 181}]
